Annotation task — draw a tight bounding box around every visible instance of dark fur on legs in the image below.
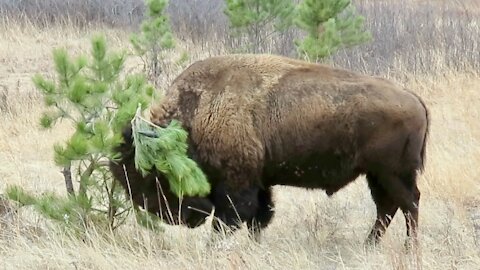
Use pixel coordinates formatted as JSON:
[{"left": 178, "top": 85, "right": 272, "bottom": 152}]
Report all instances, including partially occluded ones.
[
  {"left": 365, "top": 172, "right": 399, "bottom": 245},
  {"left": 209, "top": 185, "right": 275, "bottom": 243},
  {"left": 247, "top": 187, "right": 275, "bottom": 242},
  {"left": 365, "top": 171, "right": 421, "bottom": 249},
  {"left": 209, "top": 183, "right": 259, "bottom": 233}
]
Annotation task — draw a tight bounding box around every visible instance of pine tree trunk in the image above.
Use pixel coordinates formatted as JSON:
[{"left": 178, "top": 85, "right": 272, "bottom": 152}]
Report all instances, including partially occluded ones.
[
  {"left": 79, "top": 162, "right": 95, "bottom": 197},
  {"left": 62, "top": 165, "right": 75, "bottom": 195}
]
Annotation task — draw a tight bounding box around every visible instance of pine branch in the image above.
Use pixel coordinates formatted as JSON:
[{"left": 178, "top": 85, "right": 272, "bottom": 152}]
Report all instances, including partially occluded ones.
[{"left": 131, "top": 108, "right": 210, "bottom": 198}]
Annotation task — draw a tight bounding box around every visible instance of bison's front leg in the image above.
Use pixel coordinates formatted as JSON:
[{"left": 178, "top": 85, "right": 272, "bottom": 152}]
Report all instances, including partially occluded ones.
[
  {"left": 192, "top": 114, "right": 268, "bottom": 239},
  {"left": 246, "top": 187, "right": 275, "bottom": 242},
  {"left": 210, "top": 182, "right": 262, "bottom": 237}
]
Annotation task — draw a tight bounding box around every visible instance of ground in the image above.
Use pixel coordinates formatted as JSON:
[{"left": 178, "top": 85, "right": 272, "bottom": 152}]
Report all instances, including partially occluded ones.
[{"left": 1, "top": 12, "right": 480, "bottom": 270}]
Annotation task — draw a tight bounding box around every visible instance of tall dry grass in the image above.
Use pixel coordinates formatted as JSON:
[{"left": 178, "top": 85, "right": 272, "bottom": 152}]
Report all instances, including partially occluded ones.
[
  {"left": 0, "top": 0, "right": 145, "bottom": 29},
  {"left": 0, "top": 0, "right": 480, "bottom": 269}
]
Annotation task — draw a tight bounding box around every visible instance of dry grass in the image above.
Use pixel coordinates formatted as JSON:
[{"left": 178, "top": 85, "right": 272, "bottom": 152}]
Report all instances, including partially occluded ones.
[
  {"left": 1, "top": 8, "right": 480, "bottom": 270},
  {"left": 2, "top": 0, "right": 479, "bottom": 74}
]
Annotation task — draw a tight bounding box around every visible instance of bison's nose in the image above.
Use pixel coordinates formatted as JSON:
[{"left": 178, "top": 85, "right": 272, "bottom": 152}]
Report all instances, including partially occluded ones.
[
  {"left": 180, "top": 197, "right": 214, "bottom": 228},
  {"left": 181, "top": 210, "right": 207, "bottom": 228}
]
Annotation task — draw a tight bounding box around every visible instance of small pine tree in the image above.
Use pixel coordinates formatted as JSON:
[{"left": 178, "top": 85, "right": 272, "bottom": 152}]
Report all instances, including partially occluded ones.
[
  {"left": 6, "top": 35, "right": 155, "bottom": 231},
  {"left": 294, "top": 0, "right": 371, "bottom": 61},
  {"left": 224, "top": 0, "right": 295, "bottom": 53},
  {"left": 130, "top": 0, "right": 176, "bottom": 87},
  {"left": 6, "top": 34, "right": 211, "bottom": 232}
]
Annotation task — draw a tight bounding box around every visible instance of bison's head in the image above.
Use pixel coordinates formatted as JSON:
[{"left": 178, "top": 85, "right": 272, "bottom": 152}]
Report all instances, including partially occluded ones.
[{"left": 109, "top": 124, "right": 213, "bottom": 228}]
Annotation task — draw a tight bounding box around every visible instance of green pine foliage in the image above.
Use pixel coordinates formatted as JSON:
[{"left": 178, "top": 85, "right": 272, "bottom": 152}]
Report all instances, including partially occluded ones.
[
  {"left": 294, "top": 0, "right": 371, "bottom": 61},
  {"left": 6, "top": 186, "right": 37, "bottom": 206},
  {"left": 131, "top": 113, "right": 210, "bottom": 198},
  {"left": 7, "top": 33, "right": 212, "bottom": 232},
  {"left": 6, "top": 185, "right": 94, "bottom": 230},
  {"left": 130, "top": 0, "right": 176, "bottom": 86},
  {"left": 7, "top": 35, "right": 156, "bottom": 232},
  {"left": 224, "top": 0, "right": 295, "bottom": 52}
]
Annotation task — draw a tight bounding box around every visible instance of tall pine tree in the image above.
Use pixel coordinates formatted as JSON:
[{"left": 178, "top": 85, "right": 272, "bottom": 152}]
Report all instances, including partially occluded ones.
[
  {"left": 224, "top": 0, "right": 295, "bottom": 52},
  {"left": 295, "top": 0, "right": 371, "bottom": 61},
  {"left": 130, "top": 0, "right": 176, "bottom": 87}
]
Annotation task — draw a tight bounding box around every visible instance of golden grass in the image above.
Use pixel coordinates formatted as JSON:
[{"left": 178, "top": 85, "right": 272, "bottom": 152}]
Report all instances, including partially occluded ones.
[{"left": 1, "top": 24, "right": 479, "bottom": 270}]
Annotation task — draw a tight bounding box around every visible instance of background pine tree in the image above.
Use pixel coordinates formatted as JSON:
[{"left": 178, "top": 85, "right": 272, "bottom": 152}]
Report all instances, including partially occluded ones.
[
  {"left": 294, "top": 0, "right": 371, "bottom": 61},
  {"left": 130, "top": 0, "right": 177, "bottom": 87},
  {"left": 224, "top": 0, "right": 295, "bottom": 53}
]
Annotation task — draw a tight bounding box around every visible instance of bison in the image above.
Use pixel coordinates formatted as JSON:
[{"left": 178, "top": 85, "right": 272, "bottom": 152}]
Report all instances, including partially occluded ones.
[{"left": 110, "top": 54, "right": 429, "bottom": 246}]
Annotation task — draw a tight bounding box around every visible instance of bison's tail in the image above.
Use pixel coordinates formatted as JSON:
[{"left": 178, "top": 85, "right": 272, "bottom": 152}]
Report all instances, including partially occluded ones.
[
  {"left": 419, "top": 98, "right": 430, "bottom": 172},
  {"left": 410, "top": 91, "right": 430, "bottom": 173}
]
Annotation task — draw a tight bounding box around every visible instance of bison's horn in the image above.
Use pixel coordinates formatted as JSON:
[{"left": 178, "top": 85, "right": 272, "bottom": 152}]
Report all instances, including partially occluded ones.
[{"left": 137, "top": 130, "right": 159, "bottom": 138}]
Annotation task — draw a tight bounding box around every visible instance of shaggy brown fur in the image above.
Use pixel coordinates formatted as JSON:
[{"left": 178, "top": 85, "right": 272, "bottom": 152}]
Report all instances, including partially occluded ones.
[{"left": 110, "top": 54, "right": 429, "bottom": 245}]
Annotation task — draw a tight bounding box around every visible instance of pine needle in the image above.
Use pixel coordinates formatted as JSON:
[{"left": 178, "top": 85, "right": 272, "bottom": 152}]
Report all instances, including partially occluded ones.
[{"left": 131, "top": 107, "right": 210, "bottom": 198}]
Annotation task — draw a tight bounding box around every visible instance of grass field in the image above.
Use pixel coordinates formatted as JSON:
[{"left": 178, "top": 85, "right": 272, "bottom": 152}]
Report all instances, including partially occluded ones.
[{"left": 1, "top": 1, "right": 480, "bottom": 269}]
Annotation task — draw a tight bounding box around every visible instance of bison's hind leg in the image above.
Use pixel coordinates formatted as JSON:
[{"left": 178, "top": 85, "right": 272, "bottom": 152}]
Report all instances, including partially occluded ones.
[
  {"left": 365, "top": 172, "right": 399, "bottom": 246},
  {"left": 366, "top": 170, "right": 421, "bottom": 248},
  {"left": 399, "top": 171, "right": 421, "bottom": 250}
]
